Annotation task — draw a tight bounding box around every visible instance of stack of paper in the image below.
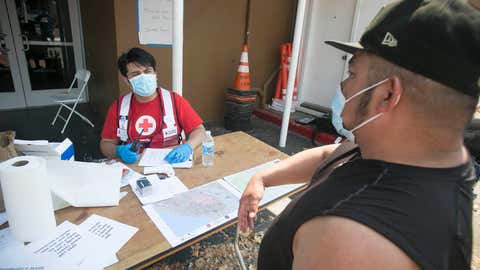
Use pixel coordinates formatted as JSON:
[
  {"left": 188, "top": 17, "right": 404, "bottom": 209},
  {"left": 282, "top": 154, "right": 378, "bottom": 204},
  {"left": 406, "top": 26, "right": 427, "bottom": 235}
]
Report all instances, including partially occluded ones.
[
  {"left": 107, "top": 161, "right": 188, "bottom": 205},
  {"left": 130, "top": 175, "right": 189, "bottom": 205},
  {"left": 270, "top": 98, "right": 298, "bottom": 113},
  {"left": 0, "top": 215, "right": 138, "bottom": 269},
  {"left": 15, "top": 138, "right": 75, "bottom": 161},
  {"left": 139, "top": 148, "right": 193, "bottom": 169}
]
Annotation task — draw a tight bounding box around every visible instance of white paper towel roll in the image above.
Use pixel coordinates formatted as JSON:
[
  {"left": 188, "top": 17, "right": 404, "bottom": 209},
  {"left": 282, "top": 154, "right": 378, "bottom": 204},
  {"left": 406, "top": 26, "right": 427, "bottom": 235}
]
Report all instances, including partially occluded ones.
[{"left": 0, "top": 156, "right": 56, "bottom": 242}]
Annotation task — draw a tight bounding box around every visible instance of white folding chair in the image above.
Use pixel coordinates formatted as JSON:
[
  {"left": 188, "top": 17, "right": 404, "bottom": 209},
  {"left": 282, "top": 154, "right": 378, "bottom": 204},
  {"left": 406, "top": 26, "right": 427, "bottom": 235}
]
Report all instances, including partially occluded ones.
[{"left": 51, "top": 69, "right": 94, "bottom": 134}]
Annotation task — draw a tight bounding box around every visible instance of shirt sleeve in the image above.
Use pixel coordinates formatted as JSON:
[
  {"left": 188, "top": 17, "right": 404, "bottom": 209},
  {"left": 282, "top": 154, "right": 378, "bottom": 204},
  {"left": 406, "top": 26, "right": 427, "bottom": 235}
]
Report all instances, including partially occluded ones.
[
  {"left": 174, "top": 93, "right": 203, "bottom": 134},
  {"left": 101, "top": 100, "right": 119, "bottom": 140}
]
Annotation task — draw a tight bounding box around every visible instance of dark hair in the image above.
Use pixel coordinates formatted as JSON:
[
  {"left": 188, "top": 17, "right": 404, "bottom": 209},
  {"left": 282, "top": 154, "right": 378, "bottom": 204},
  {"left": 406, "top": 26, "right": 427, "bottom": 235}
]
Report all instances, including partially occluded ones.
[{"left": 117, "top": 47, "right": 156, "bottom": 77}]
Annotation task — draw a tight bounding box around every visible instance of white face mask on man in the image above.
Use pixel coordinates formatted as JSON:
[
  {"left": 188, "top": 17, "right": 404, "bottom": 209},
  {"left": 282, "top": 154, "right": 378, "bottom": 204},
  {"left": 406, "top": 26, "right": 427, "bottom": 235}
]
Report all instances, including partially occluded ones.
[
  {"left": 331, "top": 78, "right": 398, "bottom": 143},
  {"left": 129, "top": 73, "right": 157, "bottom": 97}
]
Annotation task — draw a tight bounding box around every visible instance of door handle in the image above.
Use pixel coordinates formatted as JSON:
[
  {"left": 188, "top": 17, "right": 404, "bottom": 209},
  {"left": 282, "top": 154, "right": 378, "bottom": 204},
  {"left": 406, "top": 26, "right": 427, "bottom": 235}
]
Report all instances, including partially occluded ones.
[
  {"left": 0, "top": 33, "right": 10, "bottom": 53},
  {"left": 21, "top": 34, "right": 29, "bottom": 52}
]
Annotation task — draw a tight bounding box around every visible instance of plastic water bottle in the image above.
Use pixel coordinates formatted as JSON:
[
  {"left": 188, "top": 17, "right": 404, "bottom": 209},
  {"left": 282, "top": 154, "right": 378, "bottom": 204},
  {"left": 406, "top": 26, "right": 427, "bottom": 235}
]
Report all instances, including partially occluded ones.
[{"left": 202, "top": 130, "right": 215, "bottom": 167}]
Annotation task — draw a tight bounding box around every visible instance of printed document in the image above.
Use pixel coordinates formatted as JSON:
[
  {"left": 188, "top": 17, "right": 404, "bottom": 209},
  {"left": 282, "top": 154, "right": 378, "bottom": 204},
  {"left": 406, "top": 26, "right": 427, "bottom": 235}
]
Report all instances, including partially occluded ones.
[{"left": 78, "top": 214, "right": 138, "bottom": 254}]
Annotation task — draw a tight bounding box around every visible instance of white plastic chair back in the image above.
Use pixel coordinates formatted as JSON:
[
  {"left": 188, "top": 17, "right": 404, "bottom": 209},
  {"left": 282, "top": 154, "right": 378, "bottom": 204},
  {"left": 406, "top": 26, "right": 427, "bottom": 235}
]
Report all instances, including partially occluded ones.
[
  {"left": 66, "top": 69, "right": 90, "bottom": 94},
  {"left": 75, "top": 69, "right": 91, "bottom": 83}
]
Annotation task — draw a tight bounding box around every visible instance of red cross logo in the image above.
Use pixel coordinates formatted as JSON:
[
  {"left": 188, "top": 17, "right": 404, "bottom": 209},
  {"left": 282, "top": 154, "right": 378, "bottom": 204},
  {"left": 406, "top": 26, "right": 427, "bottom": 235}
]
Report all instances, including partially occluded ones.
[
  {"left": 139, "top": 118, "right": 153, "bottom": 132},
  {"left": 135, "top": 115, "right": 156, "bottom": 136}
]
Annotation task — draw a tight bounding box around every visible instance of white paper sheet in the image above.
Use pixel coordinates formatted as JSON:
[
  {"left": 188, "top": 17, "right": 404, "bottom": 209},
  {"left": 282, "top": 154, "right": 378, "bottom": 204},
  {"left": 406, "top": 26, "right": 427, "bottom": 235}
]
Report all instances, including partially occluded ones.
[
  {"left": 144, "top": 164, "right": 175, "bottom": 177},
  {"left": 103, "top": 254, "right": 119, "bottom": 268},
  {"left": 0, "top": 228, "right": 79, "bottom": 270},
  {"left": 0, "top": 228, "right": 23, "bottom": 253},
  {"left": 139, "top": 148, "right": 193, "bottom": 168},
  {"left": 130, "top": 175, "right": 189, "bottom": 205},
  {"left": 78, "top": 214, "right": 138, "bottom": 255},
  {"left": 138, "top": 0, "right": 173, "bottom": 45},
  {"left": 25, "top": 221, "right": 104, "bottom": 270},
  {"left": 0, "top": 251, "right": 78, "bottom": 270},
  {"left": 0, "top": 219, "right": 126, "bottom": 270},
  {"left": 0, "top": 212, "right": 7, "bottom": 226},
  {"left": 47, "top": 160, "right": 122, "bottom": 207},
  {"left": 143, "top": 179, "right": 241, "bottom": 247},
  {"left": 108, "top": 162, "right": 144, "bottom": 187}
]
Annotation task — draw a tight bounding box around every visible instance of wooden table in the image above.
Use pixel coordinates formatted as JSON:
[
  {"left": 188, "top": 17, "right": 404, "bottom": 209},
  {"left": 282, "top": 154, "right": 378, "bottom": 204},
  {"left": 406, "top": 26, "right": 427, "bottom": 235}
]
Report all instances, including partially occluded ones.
[{"left": 54, "top": 132, "right": 292, "bottom": 269}]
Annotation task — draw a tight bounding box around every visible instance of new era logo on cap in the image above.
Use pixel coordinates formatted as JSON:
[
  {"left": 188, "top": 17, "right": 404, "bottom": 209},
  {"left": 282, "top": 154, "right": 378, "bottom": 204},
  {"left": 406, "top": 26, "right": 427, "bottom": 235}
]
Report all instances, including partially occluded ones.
[{"left": 381, "top": 32, "right": 398, "bottom": 47}]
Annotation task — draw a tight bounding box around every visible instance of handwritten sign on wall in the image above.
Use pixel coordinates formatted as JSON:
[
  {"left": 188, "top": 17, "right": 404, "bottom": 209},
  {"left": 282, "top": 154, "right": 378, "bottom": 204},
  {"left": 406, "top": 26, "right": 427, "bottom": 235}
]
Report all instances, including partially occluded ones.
[{"left": 138, "top": 0, "right": 173, "bottom": 46}]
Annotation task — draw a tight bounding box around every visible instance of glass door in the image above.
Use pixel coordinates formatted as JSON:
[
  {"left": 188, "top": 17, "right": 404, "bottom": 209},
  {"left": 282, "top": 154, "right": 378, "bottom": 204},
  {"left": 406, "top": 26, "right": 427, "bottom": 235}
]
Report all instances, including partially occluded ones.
[
  {"left": 0, "top": 0, "right": 27, "bottom": 109},
  {"left": 2, "top": 0, "right": 86, "bottom": 109}
]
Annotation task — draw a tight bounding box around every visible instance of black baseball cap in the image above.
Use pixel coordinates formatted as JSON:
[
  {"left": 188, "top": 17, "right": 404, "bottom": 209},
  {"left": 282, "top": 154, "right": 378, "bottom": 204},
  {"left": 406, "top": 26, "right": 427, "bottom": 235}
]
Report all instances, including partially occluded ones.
[{"left": 326, "top": 0, "right": 480, "bottom": 97}]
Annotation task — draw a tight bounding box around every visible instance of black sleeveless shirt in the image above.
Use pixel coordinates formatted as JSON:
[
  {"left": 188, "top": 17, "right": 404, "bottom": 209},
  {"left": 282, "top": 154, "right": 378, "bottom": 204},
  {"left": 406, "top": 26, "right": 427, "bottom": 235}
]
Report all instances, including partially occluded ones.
[{"left": 258, "top": 143, "right": 477, "bottom": 270}]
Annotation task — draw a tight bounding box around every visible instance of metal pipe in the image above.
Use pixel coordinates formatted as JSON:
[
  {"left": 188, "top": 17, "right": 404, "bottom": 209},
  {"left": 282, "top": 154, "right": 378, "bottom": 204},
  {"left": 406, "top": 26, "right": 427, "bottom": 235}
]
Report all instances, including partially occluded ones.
[
  {"left": 173, "top": 0, "right": 184, "bottom": 95},
  {"left": 244, "top": 0, "right": 252, "bottom": 45},
  {"left": 234, "top": 228, "right": 248, "bottom": 270},
  {"left": 279, "top": 0, "right": 308, "bottom": 147}
]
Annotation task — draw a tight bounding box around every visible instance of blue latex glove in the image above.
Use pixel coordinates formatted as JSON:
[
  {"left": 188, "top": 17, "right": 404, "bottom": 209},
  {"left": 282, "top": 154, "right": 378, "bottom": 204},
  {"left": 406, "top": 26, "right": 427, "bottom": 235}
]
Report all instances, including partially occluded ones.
[
  {"left": 116, "top": 143, "right": 139, "bottom": 164},
  {"left": 164, "top": 143, "right": 192, "bottom": 164}
]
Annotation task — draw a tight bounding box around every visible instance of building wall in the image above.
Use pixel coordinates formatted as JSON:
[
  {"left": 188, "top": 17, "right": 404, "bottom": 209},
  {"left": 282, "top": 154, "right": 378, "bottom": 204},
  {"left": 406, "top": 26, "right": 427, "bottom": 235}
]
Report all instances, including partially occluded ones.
[
  {"left": 83, "top": 0, "right": 295, "bottom": 122},
  {"left": 80, "top": 0, "right": 119, "bottom": 119}
]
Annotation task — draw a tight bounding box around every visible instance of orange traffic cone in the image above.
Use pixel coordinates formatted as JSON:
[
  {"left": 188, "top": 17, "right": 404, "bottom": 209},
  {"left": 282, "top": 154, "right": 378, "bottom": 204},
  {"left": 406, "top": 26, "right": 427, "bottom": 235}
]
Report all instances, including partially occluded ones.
[
  {"left": 233, "top": 45, "right": 251, "bottom": 91},
  {"left": 286, "top": 43, "right": 299, "bottom": 102},
  {"left": 274, "top": 71, "right": 282, "bottom": 99}
]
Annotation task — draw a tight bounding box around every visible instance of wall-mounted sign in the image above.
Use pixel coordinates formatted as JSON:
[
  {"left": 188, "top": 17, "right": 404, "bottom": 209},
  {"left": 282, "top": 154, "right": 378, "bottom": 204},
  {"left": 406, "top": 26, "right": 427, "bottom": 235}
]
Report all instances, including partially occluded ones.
[{"left": 138, "top": 0, "right": 173, "bottom": 46}]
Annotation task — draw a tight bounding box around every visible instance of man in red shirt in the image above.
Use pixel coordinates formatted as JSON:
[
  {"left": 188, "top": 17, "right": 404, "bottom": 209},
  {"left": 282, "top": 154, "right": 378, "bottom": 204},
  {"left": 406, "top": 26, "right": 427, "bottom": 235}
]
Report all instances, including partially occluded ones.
[{"left": 100, "top": 48, "right": 205, "bottom": 164}]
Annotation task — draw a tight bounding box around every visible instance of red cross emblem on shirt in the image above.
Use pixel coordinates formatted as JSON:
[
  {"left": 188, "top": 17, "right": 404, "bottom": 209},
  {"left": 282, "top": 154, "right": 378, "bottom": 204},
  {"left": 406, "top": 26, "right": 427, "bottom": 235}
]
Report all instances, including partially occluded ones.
[
  {"left": 135, "top": 115, "right": 157, "bottom": 136},
  {"left": 139, "top": 118, "right": 154, "bottom": 133}
]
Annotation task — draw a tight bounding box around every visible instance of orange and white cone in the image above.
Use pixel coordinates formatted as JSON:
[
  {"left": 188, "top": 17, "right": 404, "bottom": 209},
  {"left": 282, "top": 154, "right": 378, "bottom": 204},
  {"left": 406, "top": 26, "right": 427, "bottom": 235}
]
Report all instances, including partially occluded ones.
[
  {"left": 286, "top": 43, "right": 299, "bottom": 102},
  {"left": 233, "top": 45, "right": 251, "bottom": 91}
]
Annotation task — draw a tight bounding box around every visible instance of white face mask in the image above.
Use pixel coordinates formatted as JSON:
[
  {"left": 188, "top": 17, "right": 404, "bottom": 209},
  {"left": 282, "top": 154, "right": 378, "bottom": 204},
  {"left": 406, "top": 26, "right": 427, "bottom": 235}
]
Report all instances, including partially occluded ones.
[
  {"left": 129, "top": 73, "right": 157, "bottom": 97},
  {"left": 331, "top": 78, "right": 398, "bottom": 143}
]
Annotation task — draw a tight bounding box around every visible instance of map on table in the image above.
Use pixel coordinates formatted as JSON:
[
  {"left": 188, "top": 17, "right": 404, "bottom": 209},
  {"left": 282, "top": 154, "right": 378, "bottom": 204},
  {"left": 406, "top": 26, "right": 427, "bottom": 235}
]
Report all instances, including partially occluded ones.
[
  {"left": 143, "top": 180, "right": 241, "bottom": 246},
  {"left": 223, "top": 159, "right": 305, "bottom": 206},
  {"left": 143, "top": 160, "right": 306, "bottom": 247}
]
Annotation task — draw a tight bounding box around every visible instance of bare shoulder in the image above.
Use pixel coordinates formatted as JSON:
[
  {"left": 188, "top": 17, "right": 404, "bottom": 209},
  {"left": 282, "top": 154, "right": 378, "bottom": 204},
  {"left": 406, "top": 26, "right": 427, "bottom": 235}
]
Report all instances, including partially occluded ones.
[{"left": 292, "top": 216, "right": 421, "bottom": 270}]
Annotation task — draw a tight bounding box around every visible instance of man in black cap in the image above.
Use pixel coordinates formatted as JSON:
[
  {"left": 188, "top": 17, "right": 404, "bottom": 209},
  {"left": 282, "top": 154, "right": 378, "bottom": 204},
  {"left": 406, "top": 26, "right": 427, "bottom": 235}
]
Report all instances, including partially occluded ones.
[{"left": 237, "top": 0, "right": 479, "bottom": 269}]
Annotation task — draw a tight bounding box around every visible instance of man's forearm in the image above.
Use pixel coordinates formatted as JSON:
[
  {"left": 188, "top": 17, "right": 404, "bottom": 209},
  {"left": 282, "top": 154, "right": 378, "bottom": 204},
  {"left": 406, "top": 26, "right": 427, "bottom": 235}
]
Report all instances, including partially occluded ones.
[
  {"left": 100, "top": 139, "right": 118, "bottom": 159},
  {"left": 186, "top": 125, "right": 206, "bottom": 149},
  {"left": 259, "top": 144, "right": 340, "bottom": 187}
]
